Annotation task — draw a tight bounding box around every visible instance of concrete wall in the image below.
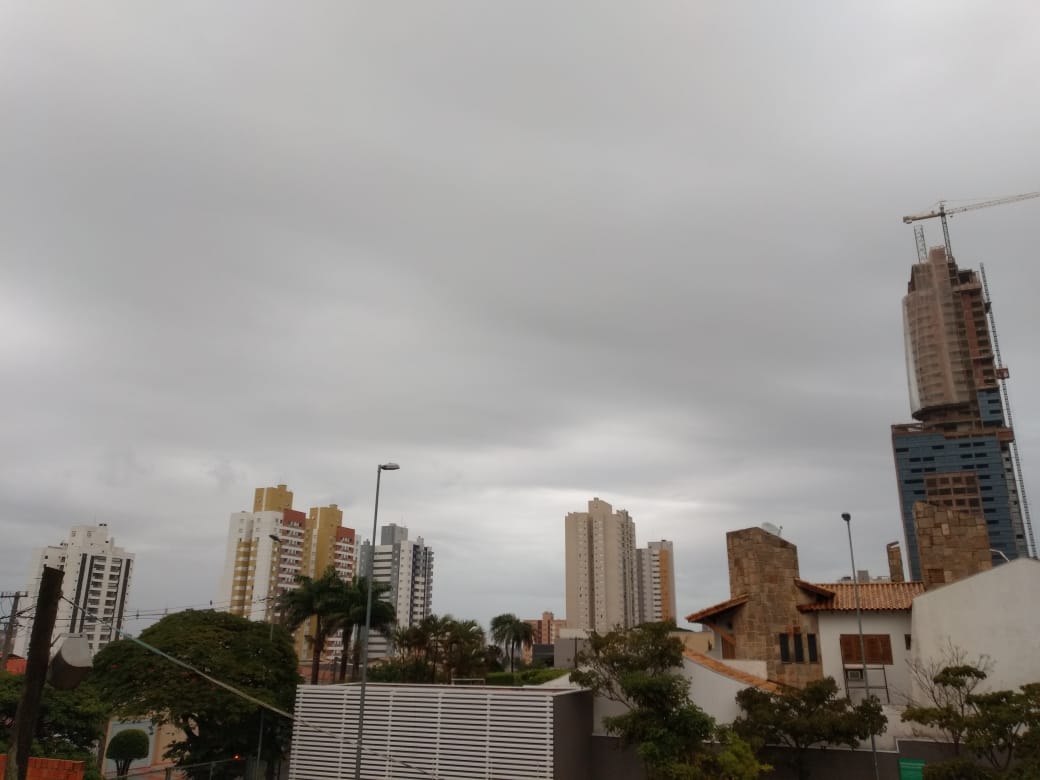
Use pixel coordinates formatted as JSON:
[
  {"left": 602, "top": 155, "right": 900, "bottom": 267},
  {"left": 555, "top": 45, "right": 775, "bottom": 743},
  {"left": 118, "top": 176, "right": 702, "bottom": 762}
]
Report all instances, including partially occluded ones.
[
  {"left": 817, "top": 612, "right": 913, "bottom": 705},
  {"left": 682, "top": 657, "right": 755, "bottom": 723},
  {"left": 911, "top": 558, "right": 1040, "bottom": 693},
  {"left": 552, "top": 689, "right": 593, "bottom": 780}
]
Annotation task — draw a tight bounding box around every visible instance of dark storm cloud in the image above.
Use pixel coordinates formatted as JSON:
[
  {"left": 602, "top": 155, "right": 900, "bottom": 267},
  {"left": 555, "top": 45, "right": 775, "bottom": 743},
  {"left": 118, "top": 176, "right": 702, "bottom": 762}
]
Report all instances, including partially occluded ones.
[{"left": 2, "top": 2, "right": 1039, "bottom": 628}]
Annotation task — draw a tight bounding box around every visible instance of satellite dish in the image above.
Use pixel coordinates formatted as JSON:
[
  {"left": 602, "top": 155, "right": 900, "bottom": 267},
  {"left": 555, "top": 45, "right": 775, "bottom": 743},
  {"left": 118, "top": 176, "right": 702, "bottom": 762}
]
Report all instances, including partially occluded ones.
[{"left": 761, "top": 522, "right": 782, "bottom": 537}]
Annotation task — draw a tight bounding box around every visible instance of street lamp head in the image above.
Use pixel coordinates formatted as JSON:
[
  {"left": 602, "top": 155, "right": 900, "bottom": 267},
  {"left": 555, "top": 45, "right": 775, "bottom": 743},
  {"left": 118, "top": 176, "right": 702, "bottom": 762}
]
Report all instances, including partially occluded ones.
[
  {"left": 841, "top": 512, "right": 851, "bottom": 523},
  {"left": 379, "top": 462, "right": 400, "bottom": 471}
]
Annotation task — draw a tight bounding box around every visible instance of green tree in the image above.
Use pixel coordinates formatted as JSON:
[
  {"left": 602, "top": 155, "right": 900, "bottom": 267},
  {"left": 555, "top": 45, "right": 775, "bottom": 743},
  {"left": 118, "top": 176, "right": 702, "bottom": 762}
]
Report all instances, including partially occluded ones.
[
  {"left": 733, "top": 676, "right": 886, "bottom": 780},
  {"left": 904, "top": 664, "right": 990, "bottom": 756},
  {"left": 376, "top": 615, "right": 491, "bottom": 684},
  {"left": 278, "top": 566, "right": 349, "bottom": 685},
  {"left": 0, "top": 670, "right": 108, "bottom": 770},
  {"left": 489, "top": 614, "right": 534, "bottom": 674},
  {"left": 571, "top": 621, "right": 768, "bottom": 780},
  {"left": 440, "top": 618, "right": 487, "bottom": 682},
  {"left": 903, "top": 644, "right": 993, "bottom": 755},
  {"left": 106, "top": 728, "right": 150, "bottom": 778},
  {"left": 342, "top": 577, "right": 396, "bottom": 682},
  {"left": 914, "top": 682, "right": 1040, "bottom": 779},
  {"left": 90, "top": 609, "right": 299, "bottom": 780}
]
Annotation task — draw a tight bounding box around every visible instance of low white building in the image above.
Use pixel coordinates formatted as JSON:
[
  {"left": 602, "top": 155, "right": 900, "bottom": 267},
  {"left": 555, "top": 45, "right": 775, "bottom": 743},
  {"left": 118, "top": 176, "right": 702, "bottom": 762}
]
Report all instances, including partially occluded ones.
[
  {"left": 910, "top": 558, "right": 1040, "bottom": 694},
  {"left": 800, "top": 581, "right": 923, "bottom": 705}
]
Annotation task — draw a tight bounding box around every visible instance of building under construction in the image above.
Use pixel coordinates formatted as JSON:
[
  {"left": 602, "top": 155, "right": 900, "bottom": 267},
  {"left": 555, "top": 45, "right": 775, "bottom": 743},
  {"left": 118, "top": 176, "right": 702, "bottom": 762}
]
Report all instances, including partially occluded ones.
[{"left": 892, "top": 245, "right": 1030, "bottom": 582}]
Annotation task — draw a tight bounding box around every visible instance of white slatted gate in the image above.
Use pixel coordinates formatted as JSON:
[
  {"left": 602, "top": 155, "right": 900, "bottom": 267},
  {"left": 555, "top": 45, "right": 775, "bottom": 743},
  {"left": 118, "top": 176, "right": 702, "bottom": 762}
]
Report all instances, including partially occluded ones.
[{"left": 289, "top": 683, "right": 569, "bottom": 779}]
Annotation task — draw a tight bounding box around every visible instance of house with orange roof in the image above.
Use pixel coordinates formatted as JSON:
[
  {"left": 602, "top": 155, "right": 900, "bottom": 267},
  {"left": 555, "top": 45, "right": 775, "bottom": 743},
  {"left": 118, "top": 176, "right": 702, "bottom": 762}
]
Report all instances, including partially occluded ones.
[
  {"left": 686, "top": 526, "right": 923, "bottom": 702},
  {"left": 798, "top": 579, "right": 924, "bottom": 705}
]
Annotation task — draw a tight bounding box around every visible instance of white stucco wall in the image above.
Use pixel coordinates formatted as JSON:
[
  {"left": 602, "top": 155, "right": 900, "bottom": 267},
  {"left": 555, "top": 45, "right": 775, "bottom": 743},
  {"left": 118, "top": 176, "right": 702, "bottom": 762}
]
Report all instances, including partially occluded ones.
[
  {"left": 718, "top": 659, "right": 767, "bottom": 679},
  {"left": 817, "top": 611, "right": 913, "bottom": 705},
  {"left": 910, "top": 558, "right": 1040, "bottom": 693},
  {"left": 682, "top": 657, "right": 762, "bottom": 724}
]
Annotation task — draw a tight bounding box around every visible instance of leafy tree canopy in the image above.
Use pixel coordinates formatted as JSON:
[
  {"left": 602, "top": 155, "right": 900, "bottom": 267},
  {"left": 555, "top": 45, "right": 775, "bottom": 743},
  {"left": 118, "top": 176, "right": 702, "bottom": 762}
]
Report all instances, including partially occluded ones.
[
  {"left": 733, "top": 676, "right": 886, "bottom": 780},
  {"left": 489, "top": 614, "right": 535, "bottom": 674},
  {"left": 571, "top": 621, "right": 768, "bottom": 780},
  {"left": 90, "top": 609, "right": 299, "bottom": 780},
  {"left": 0, "top": 669, "right": 108, "bottom": 774},
  {"left": 910, "top": 676, "right": 1040, "bottom": 779}
]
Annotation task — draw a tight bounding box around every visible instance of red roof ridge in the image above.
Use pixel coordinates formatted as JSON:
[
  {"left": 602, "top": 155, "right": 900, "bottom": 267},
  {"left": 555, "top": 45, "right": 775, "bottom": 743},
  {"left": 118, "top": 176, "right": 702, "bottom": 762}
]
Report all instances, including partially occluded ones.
[
  {"left": 685, "top": 593, "right": 750, "bottom": 624},
  {"left": 798, "top": 580, "right": 926, "bottom": 612},
  {"left": 794, "top": 579, "right": 835, "bottom": 597},
  {"left": 683, "top": 650, "right": 780, "bottom": 693}
]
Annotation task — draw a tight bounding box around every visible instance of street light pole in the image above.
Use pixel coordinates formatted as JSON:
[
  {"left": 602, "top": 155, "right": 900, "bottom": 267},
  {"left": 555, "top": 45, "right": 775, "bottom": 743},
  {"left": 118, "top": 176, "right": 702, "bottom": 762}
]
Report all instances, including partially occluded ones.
[
  {"left": 254, "top": 532, "right": 282, "bottom": 780},
  {"left": 355, "top": 463, "right": 399, "bottom": 780},
  {"left": 842, "top": 513, "right": 880, "bottom": 780}
]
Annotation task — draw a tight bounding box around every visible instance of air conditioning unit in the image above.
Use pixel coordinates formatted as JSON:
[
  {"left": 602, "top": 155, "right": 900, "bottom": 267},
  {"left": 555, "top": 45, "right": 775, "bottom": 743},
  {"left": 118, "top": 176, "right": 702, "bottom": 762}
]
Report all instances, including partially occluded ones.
[{"left": 847, "top": 669, "right": 864, "bottom": 681}]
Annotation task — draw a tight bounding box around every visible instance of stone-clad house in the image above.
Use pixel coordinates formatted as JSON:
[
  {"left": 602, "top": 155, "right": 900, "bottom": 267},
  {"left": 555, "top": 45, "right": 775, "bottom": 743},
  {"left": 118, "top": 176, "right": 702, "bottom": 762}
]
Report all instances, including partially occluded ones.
[
  {"left": 686, "top": 527, "right": 825, "bottom": 687},
  {"left": 686, "top": 527, "right": 922, "bottom": 695}
]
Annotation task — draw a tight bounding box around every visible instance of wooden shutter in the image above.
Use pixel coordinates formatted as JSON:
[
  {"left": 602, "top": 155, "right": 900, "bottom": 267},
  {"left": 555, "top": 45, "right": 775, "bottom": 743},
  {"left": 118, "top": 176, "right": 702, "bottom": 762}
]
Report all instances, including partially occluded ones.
[{"left": 839, "top": 634, "right": 893, "bottom": 665}]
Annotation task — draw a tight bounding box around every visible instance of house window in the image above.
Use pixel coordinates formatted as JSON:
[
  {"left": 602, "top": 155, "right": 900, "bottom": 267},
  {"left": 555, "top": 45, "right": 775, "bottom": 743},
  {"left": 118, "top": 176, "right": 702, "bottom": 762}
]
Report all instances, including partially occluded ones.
[
  {"left": 839, "top": 634, "right": 894, "bottom": 665},
  {"left": 778, "top": 633, "right": 791, "bottom": 662},
  {"left": 905, "top": 634, "right": 912, "bottom": 651},
  {"left": 807, "top": 634, "right": 819, "bottom": 663},
  {"left": 793, "top": 632, "right": 805, "bottom": 663}
]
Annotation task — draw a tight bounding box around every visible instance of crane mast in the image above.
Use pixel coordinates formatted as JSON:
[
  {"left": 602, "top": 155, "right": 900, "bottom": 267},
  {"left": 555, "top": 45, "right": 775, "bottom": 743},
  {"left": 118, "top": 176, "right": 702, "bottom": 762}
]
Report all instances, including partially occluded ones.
[{"left": 980, "top": 264, "right": 1036, "bottom": 558}]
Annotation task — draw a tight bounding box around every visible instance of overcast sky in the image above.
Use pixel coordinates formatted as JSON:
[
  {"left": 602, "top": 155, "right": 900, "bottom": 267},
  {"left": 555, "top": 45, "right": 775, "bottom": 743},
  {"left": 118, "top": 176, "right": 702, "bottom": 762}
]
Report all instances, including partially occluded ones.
[{"left": 2, "top": 2, "right": 1039, "bottom": 636}]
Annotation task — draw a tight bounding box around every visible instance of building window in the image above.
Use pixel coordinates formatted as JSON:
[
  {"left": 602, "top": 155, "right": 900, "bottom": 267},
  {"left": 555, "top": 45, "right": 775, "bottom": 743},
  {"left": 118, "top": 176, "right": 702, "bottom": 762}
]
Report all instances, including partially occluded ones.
[
  {"left": 807, "top": 634, "right": 819, "bottom": 663},
  {"left": 839, "top": 634, "right": 894, "bottom": 665},
  {"left": 904, "top": 634, "right": 912, "bottom": 651},
  {"left": 778, "top": 633, "right": 791, "bottom": 663},
  {"left": 793, "top": 632, "right": 805, "bottom": 663}
]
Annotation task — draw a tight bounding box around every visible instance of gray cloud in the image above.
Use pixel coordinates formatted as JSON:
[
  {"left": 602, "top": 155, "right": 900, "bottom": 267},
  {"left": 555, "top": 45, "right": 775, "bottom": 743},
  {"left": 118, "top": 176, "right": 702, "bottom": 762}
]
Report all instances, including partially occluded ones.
[{"left": 2, "top": 2, "right": 1039, "bottom": 631}]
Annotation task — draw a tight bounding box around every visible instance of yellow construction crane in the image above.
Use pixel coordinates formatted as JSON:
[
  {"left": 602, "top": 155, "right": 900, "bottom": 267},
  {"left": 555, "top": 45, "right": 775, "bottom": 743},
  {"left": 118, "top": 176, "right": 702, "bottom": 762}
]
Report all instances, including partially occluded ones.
[{"left": 902, "top": 191, "right": 1040, "bottom": 261}]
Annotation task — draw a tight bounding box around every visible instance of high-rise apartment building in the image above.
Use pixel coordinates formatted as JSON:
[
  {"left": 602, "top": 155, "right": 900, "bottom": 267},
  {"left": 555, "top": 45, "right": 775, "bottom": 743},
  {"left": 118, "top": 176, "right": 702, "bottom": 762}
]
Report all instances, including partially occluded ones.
[
  {"left": 892, "top": 246, "right": 1033, "bottom": 582},
  {"left": 358, "top": 523, "right": 434, "bottom": 659},
  {"left": 218, "top": 485, "right": 358, "bottom": 659},
  {"left": 16, "top": 524, "right": 134, "bottom": 657},
  {"left": 523, "top": 611, "right": 568, "bottom": 646},
  {"left": 636, "top": 540, "right": 677, "bottom": 624},
  {"left": 564, "top": 498, "right": 638, "bottom": 632}
]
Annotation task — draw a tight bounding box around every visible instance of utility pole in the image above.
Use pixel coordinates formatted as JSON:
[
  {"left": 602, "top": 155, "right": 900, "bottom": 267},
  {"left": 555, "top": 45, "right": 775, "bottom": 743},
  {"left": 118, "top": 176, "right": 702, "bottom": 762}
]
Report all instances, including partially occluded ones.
[
  {"left": 5, "top": 568, "right": 63, "bottom": 780},
  {"left": 0, "top": 591, "right": 27, "bottom": 671}
]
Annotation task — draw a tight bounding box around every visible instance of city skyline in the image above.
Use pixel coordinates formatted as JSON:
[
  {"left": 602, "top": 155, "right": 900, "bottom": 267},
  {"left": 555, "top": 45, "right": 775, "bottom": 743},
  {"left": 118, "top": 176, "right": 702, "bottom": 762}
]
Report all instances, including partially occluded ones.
[{"left": 3, "top": 4, "right": 1040, "bottom": 633}]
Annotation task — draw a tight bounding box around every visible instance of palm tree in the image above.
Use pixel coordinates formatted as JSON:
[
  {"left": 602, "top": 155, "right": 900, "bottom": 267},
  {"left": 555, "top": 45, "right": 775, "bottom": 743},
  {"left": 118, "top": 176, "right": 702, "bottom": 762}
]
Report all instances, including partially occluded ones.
[
  {"left": 441, "top": 618, "right": 486, "bottom": 682},
  {"left": 337, "top": 576, "right": 395, "bottom": 682},
  {"left": 490, "top": 613, "right": 535, "bottom": 674},
  {"left": 278, "top": 566, "right": 348, "bottom": 685}
]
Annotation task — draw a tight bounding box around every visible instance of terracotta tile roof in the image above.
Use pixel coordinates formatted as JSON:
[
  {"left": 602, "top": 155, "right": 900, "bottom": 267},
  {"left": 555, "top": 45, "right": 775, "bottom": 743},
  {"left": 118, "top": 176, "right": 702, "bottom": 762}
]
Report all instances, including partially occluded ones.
[
  {"left": 683, "top": 650, "right": 781, "bottom": 693},
  {"left": 685, "top": 593, "right": 749, "bottom": 624},
  {"left": 794, "top": 579, "right": 835, "bottom": 597},
  {"left": 797, "top": 581, "right": 926, "bottom": 612}
]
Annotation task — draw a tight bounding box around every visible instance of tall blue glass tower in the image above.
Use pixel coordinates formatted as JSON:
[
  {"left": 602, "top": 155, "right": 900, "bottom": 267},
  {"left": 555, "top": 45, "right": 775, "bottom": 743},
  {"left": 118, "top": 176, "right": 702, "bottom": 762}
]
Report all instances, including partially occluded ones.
[{"left": 892, "top": 246, "right": 1030, "bottom": 581}]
